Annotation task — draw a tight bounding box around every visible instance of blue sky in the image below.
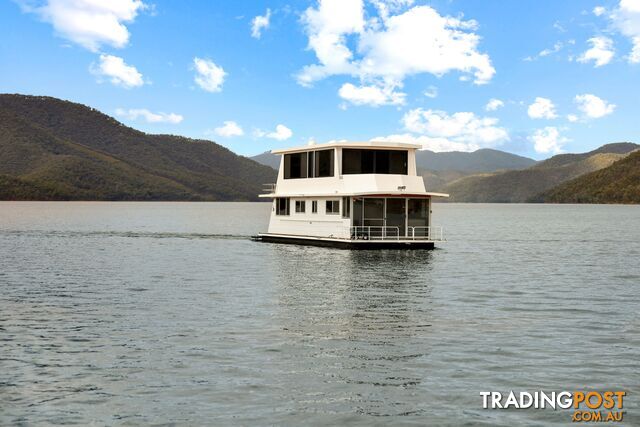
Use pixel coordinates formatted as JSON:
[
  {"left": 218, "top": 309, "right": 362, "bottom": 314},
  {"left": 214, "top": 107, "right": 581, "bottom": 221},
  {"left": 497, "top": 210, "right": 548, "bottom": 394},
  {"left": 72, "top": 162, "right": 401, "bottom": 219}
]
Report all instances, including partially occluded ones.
[{"left": 1, "top": 0, "right": 639, "bottom": 158}]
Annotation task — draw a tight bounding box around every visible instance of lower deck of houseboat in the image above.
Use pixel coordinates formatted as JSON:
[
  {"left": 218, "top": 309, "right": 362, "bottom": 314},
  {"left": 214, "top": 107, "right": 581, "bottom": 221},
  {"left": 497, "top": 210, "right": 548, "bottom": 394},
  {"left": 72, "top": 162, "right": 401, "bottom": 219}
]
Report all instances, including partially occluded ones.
[{"left": 259, "top": 195, "right": 444, "bottom": 249}]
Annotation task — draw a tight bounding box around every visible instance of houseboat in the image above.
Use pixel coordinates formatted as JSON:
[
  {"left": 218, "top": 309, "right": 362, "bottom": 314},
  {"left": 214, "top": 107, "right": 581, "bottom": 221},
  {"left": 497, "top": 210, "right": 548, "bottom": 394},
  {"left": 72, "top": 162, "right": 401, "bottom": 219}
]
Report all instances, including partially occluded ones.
[{"left": 256, "top": 141, "right": 448, "bottom": 249}]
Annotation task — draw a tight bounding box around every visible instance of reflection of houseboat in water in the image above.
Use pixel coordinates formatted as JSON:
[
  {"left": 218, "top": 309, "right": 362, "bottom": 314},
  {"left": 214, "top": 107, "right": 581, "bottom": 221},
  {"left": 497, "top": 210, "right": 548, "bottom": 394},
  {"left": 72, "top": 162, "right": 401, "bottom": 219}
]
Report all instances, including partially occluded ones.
[{"left": 255, "top": 141, "right": 448, "bottom": 249}]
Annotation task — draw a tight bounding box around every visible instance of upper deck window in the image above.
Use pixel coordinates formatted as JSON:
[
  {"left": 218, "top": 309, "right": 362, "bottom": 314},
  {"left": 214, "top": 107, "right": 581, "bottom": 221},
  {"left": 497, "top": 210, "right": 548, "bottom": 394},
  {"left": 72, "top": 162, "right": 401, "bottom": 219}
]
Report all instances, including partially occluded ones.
[
  {"left": 342, "top": 149, "right": 408, "bottom": 175},
  {"left": 284, "top": 149, "right": 334, "bottom": 179},
  {"left": 283, "top": 152, "right": 307, "bottom": 179}
]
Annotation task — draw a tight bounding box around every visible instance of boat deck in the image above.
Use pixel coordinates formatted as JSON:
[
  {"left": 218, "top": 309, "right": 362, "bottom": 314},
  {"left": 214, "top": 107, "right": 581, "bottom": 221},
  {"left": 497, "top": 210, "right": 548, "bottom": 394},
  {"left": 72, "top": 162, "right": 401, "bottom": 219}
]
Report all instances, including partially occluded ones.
[{"left": 254, "top": 232, "right": 443, "bottom": 249}]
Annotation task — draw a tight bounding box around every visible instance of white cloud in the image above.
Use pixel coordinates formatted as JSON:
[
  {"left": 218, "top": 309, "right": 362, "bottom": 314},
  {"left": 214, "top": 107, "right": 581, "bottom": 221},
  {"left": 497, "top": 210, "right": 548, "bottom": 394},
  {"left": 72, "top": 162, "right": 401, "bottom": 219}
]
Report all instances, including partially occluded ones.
[
  {"left": 610, "top": 1, "right": 640, "bottom": 62},
  {"left": 525, "top": 41, "right": 564, "bottom": 61},
  {"left": 115, "top": 108, "right": 183, "bottom": 124},
  {"left": 578, "top": 36, "right": 615, "bottom": 67},
  {"left": 527, "top": 97, "right": 558, "bottom": 119},
  {"left": 370, "top": 0, "right": 416, "bottom": 21},
  {"left": 193, "top": 57, "right": 226, "bottom": 93},
  {"left": 567, "top": 114, "right": 579, "bottom": 122},
  {"left": 528, "top": 127, "right": 568, "bottom": 154},
  {"left": 90, "top": 54, "right": 144, "bottom": 88},
  {"left": 214, "top": 121, "right": 244, "bottom": 137},
  {"left": 574, "top": 94, "right": 616, "bottom": 118},
  {"left": 338, "top": 82, "right": 405, "bottom": 106},
  {"left": 424, "top": 85, "right": 438, "bottom": 98},
  {"left": 297, "top": 1, "right": 494, "bottom": 105},
  {"left": 593, "top": 6, "right": 607, "bottom": 16},
  {"left": 357, "top": 6, "right": 495, "bottom": 84},
  {"left": 630, "top": 36, "right": 640, "bottom": 62},
  {"left": 255, "top": 124, "right": 293, "bottom": 141},
  {"left": 19, "top": 0, "right": 147, "bottom": 52},
  {"left": 539, "top": 41, "right": 563, "bottom": 57},
  {"left": 553, "top": 21, "right": 567, "bottom": 32},
  {"left": 268, "top": 124, "right": 293, "bottom": 140},
  {"left": 485, "top": 98, "right": 504, "bottom": 111},
  {"left": 376, "top": 108, "right": 508, "bottom": 152},
  {"left": 373, "top": 133, "right": 475, "bottom": 152},
  {"left": 296, "top": 0, "right": 364, "bottom": 87},
  {"left": 251, "top": 9, "right": 271, "bottom": 39}
]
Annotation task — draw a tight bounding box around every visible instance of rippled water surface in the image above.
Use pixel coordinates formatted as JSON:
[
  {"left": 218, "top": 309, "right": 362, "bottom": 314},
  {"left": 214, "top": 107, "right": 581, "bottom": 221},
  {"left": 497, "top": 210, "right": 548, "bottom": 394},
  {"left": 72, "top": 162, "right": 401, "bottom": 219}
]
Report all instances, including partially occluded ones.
[{"left": 1, "top": 202, "right": 639, "bottom": 426}]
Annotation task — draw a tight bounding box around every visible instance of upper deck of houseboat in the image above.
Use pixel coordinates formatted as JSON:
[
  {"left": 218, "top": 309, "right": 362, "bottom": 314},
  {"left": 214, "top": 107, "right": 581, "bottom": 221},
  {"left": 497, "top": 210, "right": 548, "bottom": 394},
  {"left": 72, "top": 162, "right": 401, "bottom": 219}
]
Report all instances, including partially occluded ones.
[{"left": 259, "top": 141, "right": 448, "bottom": 199}]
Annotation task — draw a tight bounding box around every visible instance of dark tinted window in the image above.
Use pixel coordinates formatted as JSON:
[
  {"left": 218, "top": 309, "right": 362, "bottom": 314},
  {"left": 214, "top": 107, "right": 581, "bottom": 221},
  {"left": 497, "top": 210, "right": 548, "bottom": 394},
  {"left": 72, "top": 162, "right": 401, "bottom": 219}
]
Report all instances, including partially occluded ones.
[
  {"left": 275, "top": 198, "right": 289, "bottom": 215},
  {"left": 342, "top": 197, "right": 350, "bottom": 218},
  {"left": 342, "top": 149, "right": 407, "bottom": 175},
  {"left": 284, "top": 152, "right": 308, "bottom": 179},
  {"left": 284, "top": 150, "right": 334, "bottom": 178},
  {"left": 307, "top": 151, "right": 315, "bottom": 177},
  {"left": 326, "top": 200, "right": 340, "bottom": 214},
  {"left": 314, "top": 149, "right": 334, "bottom": 177},
  {"left": 408, "top": 199, "right": 428, "bottom": 227}
]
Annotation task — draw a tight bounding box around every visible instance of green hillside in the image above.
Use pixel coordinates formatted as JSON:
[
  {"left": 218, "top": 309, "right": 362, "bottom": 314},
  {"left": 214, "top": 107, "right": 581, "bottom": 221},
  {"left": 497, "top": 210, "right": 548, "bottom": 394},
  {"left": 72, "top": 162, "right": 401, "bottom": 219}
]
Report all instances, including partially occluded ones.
[
  {"left": 535, "top": 150, "right": 640, "bottom": 203},
  {"left": 442, "top": 143, "right": 638, "bottom": 202},
  {"left": 0, "top": 94, "right": 276, "bottom": 201}
]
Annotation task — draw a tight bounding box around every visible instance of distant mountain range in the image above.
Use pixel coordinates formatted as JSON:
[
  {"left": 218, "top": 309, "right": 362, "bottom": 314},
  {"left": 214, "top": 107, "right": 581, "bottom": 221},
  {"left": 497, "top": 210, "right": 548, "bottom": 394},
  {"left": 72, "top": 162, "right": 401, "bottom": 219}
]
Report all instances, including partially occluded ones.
[
  {"left": 442, "top": 143, "right": 639, "bottom": 202},
  {"left": 415, "top": 148, "right": 536, "bottom": 172},
  {"left": 1, "top": 94, "right": 637, "bottom": 203},
  {"left": 250, "top": 151, "right": 281, "bottom": 170},
  {"left": 0, "top": 94, "right": 276, "bottom": 201}
]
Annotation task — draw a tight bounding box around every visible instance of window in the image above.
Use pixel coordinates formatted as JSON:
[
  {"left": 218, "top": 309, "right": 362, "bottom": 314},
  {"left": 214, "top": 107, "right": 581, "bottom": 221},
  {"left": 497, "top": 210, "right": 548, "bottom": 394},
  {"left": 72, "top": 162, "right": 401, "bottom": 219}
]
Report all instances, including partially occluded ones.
[
  {"left": 275, "top": 198, "right": 289, "bottom": 215},
  {"left": 342, "top": 149, "right": 407, "bottom": 175},
  {"left": 408, "top": 199, "right": 428, "bottom": 227},
  {"left": 326, "top": 200, "right": 340, "bottom": 215},
  {"left": 284, "top": 149, "right": 334, "bottom": 179},
  {"left": 284, "top": 152, "right": 308, "bottom": 179},
  {"left": 311, "top": 200, "right": 318, "bottom": 213},
  {"left": 307, "top": 151, "right": 314, "bottom": 178},
  {"left": 314, "top": 149, "right": 334, "bottom": 177},
  {"left": 295, "top": 200, "right": 305, "bottom": 213},
  {"left": 342, "top": 197, "right": 350, "bottom": 218}
]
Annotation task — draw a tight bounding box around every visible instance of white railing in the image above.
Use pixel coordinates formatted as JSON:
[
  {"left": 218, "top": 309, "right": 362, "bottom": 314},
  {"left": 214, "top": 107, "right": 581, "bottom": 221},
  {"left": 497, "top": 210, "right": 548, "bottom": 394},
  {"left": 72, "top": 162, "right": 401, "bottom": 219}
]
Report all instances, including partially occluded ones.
[
  {"left": 349, "top": 226, "right": 445, "bottom": 241},
  {"left": 350, "top": 226, "right": 400, "bottom": 240},
  {"left": 262, "top": 183, "right": 276, "bottom": 193},
  {"left": 408, "top": 226, "right": 444, "bottom": 241}
]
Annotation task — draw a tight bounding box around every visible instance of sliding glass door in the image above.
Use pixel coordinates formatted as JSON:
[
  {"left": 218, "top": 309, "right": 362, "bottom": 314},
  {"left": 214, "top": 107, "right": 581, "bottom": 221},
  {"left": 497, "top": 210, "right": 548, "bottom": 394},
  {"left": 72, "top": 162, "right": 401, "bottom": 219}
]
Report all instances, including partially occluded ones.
[
  {"left": 351, "top": 197, "right": 428, "bottom": 238},
  {"left": 385, "top": 198, "right": 406, "bottom": 237}
]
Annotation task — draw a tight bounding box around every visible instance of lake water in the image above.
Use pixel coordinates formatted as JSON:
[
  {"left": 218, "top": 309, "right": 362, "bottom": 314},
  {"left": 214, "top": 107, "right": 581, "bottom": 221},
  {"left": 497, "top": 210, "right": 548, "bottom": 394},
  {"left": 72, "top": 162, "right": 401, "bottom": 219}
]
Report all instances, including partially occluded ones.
[{"left": 1, "top": 202, "right": 639, "bottom": 426}]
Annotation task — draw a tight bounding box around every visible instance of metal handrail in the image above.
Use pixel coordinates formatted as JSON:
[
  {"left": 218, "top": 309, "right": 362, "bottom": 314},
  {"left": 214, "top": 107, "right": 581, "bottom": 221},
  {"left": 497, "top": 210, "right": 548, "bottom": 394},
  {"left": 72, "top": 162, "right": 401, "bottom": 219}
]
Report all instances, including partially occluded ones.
[
  {"left": 350, "top": 226, "right": 400, "bottom": 241},
  {"left": 346, "top": 226, "right": 445, "bottom": 241},
  {"left": 408, "top": 226, "right": 444, "bottom": 241},
  {"left": 262, "top": 183, "right": 276, "bottom": 193}
]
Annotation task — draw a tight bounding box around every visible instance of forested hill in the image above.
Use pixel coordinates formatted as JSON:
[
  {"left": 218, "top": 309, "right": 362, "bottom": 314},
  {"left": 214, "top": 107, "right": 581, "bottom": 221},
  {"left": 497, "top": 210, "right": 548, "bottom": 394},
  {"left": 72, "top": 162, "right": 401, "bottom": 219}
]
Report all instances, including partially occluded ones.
[
  {"left": 0, "top": 94, "right": 276, "bottom": 201},
  {"left": 534, "top": 150, "right": 640, "bottom": 203}
]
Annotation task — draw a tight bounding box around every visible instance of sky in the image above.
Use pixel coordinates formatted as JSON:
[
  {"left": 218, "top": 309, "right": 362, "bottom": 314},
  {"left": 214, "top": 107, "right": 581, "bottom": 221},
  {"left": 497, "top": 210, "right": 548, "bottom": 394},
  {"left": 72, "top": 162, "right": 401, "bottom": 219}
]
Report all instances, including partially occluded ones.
[{"left": 1, "top": 0, "right": 639, "bottom": 159}]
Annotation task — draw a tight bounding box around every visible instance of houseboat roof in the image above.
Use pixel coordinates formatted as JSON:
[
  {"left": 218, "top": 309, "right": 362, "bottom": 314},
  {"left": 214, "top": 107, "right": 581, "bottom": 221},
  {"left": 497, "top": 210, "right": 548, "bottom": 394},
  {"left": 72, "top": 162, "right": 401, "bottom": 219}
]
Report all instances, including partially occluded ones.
[
  {"left": 271, "top": 140, "right": 422, "bottom": 154},
  {"left": 259, "top": 190, "right": 450, "bottom": 198}
]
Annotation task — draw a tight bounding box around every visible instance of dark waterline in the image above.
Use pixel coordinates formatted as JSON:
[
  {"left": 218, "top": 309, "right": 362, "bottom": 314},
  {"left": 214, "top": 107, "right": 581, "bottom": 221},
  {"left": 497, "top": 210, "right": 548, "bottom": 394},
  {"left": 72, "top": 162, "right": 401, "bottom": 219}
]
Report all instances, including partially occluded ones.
[{"left": 1, "top": 202, "right": 639, "bottom": 425}]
